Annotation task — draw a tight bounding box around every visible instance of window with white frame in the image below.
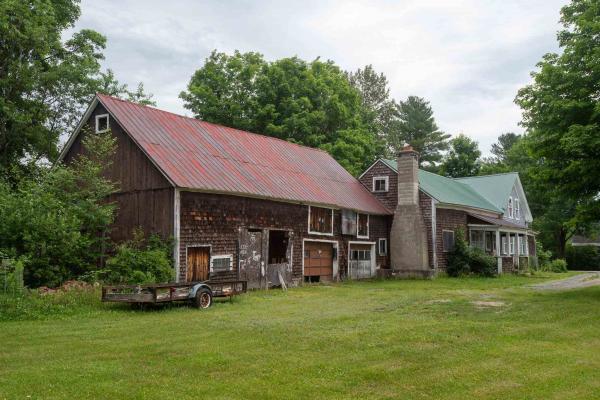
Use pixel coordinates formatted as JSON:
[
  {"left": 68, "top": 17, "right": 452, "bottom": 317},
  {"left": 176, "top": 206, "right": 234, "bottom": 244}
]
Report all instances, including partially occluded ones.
[
  {"left": 357, "top": 213, "right": 369, "bottom": 238},
  {"left": 372, "top": 176, "right": 389, "bottom": 192},
  {"left": 519, "top": 235, "right": 527, "bottom": 255},
  {"left": 508, "top": 197, "right": 514, "bottom": 219},
  {"left": 378, "top": 238, "right": 387, "bottom": 256},
  {"left": 469, "top": 230, "right": 485, "bottom": 250},
  {"left": 210, "top": 255, "right": 233, "bottom": 272},
  {"left": 509, "top": 236, "right": 515, "bottom": 255},
  {"left": 515, "top": 199, "right": 520, "bottom": 220},
  {"left": 95, "top": 114, "right": 109, "bottom": 133},
  {"left": 501, "top": 236, "right": 508, "bottom": 255},
  {"left": 442, "top": 230, "right": 455, "bottom": 252},
  {"left": 308, "top": 206, "right": 333, "bottom": 235}
]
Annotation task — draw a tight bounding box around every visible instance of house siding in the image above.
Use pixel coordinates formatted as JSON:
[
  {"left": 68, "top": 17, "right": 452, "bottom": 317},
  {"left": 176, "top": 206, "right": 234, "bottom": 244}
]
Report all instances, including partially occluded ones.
[
  {"left": 62, "top": 103, "right": 174, "bottom": 243},
  {"left": 179, "top": 191, "right": 391, "bottom": 283},
  {"left": 359, "top": 161, "right": 398, "bottom": 211},
  {"left": 435, "top": 208, "right": 468, "bottom": 270}
]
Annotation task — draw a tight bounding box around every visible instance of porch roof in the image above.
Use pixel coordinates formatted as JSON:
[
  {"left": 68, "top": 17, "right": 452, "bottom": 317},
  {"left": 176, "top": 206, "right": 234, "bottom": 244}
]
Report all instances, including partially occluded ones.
[{"left": 468, "top": 213, "right": 529, "bottom": 230}]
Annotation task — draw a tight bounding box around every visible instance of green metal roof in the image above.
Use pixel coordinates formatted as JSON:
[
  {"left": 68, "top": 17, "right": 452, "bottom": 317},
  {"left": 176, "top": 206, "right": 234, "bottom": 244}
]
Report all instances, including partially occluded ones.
[
  {"left": 381, "top": 159, "right": 503, "bottom": 213},
  {"left": 454, "top": 173, "right": 518, "bottom": 213}
]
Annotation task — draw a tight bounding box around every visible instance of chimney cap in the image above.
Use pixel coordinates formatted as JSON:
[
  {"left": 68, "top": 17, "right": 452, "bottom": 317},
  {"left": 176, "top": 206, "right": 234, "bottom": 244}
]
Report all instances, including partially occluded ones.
[{"left": 401, "top": 144, "right": 414, "bottom": 152}]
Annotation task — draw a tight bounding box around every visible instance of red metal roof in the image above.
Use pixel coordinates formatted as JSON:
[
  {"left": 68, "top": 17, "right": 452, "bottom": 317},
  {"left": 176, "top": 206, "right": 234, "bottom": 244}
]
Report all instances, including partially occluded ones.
[{"left": 96, "top": 94, "right": 391, "bottom": 215}]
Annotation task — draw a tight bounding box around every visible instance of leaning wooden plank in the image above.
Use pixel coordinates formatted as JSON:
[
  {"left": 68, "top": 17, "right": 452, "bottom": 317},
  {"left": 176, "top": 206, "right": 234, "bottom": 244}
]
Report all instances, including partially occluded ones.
[{"left": 278, "top": 271, "right": 287, "bottom": 291}]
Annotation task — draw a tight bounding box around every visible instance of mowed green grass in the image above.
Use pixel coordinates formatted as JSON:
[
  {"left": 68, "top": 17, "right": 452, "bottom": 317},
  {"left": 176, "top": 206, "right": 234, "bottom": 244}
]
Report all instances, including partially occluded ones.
[{"left": 1, "top": 274, "right": 599, "bottom": 399}]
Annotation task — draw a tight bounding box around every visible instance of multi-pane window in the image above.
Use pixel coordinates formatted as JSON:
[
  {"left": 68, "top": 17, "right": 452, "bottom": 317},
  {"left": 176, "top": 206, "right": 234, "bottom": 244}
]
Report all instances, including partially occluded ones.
[
  {"left": 351, "top": 249, "right": 371, "bottom": 260},
  {"left": 378, "top": 238, "right": 387, "bottom": 256},
  {"left": 519, "top": 236, "right": 527, "bottom": 255},
  {"left": 442, "top": 230, "right": 455, "bottom": 252},
  {"left": 309, "top": 206, "right": 333, "bottom": 235},
  {"left": 211, "top": 255, "right": 232, "bottom": 272},
  {"left": 508, "top": 197, "right": 514, "bottom": 219},
  {"left": 515, "top": 199, "right": 520, "bottom": 220},
  {"left": 357, "top": 213, "right": 369, "bottom": 238},
  {"left": 502, "top": 236, "right": 508, "bottom": 255},
  {"left": 373, "top": 176, "right": 389, "bottom": 192},
  {"left": 469, "top": 230, "right": 485, "bottom": 250},
  {"left": 509, "top": 236, "right": 516, "bottom": 255}
]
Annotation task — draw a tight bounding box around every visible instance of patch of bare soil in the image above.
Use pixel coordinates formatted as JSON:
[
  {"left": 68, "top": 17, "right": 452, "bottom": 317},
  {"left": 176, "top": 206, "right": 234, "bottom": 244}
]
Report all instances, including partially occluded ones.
[{"left": 471, "top": 301, "right": 506, "bottom": 308}]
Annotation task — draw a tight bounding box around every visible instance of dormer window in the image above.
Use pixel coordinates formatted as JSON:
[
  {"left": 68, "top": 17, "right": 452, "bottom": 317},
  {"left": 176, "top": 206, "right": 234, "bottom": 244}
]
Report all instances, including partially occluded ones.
[
  {"left": 373, "top": 176, "right": 389, "bottom": 192},
  {"left": 515, "top": 199, "right": 520, "bottom": 220},
  {"left": 508, "top": 197, "right": 514, "bottom": 219},
  {"left": 95, "top": 114, "right": 109, "bottom": 133}
]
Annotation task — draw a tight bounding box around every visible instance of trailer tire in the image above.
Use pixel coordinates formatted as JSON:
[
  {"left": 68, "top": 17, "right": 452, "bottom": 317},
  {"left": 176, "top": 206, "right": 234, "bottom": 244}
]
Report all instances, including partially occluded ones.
[{"left": 193, "top": 288, "right": 212, "bottom": 309}]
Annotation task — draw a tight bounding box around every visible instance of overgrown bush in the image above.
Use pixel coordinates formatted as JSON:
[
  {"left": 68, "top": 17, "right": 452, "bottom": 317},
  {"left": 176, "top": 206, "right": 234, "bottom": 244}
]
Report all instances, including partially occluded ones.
[
  {"left": 542, "top": 258, "right": 568, "bottom": 273},
  {"left": 93, "top": 230, "right": 174, "bottom": 285},
  {"left": 566, "top": 245, "right": 600, "bottom": 271},
  {"left": 536, "top": 243, "right": 552, "bottom": 270},
  {"left": 447, "top": 228, "right": 497, "bottom": 277},
  {"left": 0, "top": 130, "right": 117, "bottom": 288}
]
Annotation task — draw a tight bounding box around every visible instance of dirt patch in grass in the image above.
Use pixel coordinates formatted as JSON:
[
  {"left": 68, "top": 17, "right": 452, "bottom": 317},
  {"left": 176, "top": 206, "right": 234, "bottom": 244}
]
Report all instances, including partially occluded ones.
[{"left": 472, "top": 300, "right": 506, "bottom": 308}]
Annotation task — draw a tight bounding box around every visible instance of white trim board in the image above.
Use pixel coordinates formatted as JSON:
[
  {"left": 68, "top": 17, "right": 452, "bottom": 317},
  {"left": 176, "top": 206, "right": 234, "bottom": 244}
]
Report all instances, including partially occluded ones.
[{"left": 348, "top": 240, "right": 377, "bottom": 279}]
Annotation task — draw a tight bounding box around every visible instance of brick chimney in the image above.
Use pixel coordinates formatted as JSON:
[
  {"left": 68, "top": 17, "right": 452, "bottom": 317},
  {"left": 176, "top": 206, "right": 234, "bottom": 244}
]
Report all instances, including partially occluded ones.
[{"left": 390, "top": 144, "right": 430, "bottom": 277}]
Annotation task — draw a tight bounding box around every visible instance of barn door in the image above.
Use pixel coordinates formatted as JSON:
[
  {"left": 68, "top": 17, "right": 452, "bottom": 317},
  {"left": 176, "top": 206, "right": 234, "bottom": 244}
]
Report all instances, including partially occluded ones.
[
  {"left": 187, "top": 246, "right": 210, "bottom": 282},
  {"left": 304, "top": 241, "right": 333, "bottom": 282},
  {"left": 239, "top": 229, "right": 263, "bottom": 289}
]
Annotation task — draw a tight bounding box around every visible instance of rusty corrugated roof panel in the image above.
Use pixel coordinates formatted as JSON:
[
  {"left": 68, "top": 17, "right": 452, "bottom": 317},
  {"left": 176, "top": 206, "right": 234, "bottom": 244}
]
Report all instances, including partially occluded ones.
[{"left": 97, "top": 94, "right": 391, "bottom": 215}]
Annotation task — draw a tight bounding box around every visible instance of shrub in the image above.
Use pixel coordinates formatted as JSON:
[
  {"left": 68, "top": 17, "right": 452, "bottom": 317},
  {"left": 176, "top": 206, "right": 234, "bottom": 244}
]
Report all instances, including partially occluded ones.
[
  {"left": 447, "top": 228, "right": 497, "bottom": 277},
  {"left": 469, "top": 248, "right": 497, "bottom": 277},
  {"left": 542, "top": 259, "right": 568, "bottom": 273},
  {"left": 94, "top": 230, "right": 174, "bottom": 285},
  {"left": 566, "top": 245, "right": 600, "bottom": 271}
]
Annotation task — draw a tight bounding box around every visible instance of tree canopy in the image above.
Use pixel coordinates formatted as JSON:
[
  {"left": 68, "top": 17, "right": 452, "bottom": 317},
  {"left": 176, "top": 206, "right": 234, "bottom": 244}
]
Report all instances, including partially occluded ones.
[
  {"left": 181, "top": 51, "right": 384, "bottom": 175},
  {"left": 516, "top": 0, "right": 600, "bottom": 223},
  {"left": 0, "top": 0, "right": 154, "bottom": 182},
  {"left": 439, "top": 134, "right": 481, "bottom": 178},
  {"left": 515, "top": 0, "right": 600, "bottom": 257}
]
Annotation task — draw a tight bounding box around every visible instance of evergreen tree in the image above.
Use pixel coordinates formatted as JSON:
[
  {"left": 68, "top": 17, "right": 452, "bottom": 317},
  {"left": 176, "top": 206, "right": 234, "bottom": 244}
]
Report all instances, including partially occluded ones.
[{"left": 390, "top": 96, "right": 450, "bottom": 167}]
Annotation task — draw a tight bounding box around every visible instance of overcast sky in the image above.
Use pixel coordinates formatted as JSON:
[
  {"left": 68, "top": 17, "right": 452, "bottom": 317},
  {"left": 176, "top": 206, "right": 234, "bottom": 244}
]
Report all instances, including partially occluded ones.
[{"left": 73, "top": 0, "right": 567, "bottom": 155}]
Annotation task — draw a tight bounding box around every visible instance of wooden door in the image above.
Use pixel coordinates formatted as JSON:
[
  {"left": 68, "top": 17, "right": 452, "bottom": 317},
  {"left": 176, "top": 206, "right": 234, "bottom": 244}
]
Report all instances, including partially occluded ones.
[
  {"left": 187, "top": 246, "right": 210, "bottom": 282},
  {"left": 304, "top": 242, "right": 333, "bottom": 279},
  {"left": 239, "top": 229, "right": 263, "bottom": 289}
]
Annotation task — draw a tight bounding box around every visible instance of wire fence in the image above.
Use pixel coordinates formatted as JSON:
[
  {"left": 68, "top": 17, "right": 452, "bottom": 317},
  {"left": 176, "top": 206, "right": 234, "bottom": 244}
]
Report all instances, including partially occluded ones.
[{"left": 1, "top": 257, "right": 24, "bottom": 296}]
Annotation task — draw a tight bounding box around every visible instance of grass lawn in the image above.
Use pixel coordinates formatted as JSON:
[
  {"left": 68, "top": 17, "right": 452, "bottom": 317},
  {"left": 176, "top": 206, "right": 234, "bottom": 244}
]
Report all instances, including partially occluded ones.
[{"left": 1, "top": 273, "right": 599, "bottom": 399}]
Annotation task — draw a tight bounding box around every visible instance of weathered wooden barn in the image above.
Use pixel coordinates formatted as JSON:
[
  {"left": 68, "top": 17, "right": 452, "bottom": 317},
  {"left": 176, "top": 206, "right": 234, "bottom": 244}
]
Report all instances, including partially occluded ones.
[
  {"left": 60, "top": 94, "right": 536, "bottom": 285},
  {"left": 60, "top": 94, "right": 392, "bottom": 288}
]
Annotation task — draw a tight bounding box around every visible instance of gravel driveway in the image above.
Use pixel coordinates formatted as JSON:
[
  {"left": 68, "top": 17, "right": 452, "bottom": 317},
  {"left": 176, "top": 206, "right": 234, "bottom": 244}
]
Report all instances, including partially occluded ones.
[{"left": 531, "top": 272, "right": 600, "bottom": 290}]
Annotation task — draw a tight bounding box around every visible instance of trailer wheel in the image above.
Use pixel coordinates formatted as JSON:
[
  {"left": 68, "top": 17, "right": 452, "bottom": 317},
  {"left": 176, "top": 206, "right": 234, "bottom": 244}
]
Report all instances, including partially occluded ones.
[{"left": 194, "top": 288, "right": 212, "bottom": 309}]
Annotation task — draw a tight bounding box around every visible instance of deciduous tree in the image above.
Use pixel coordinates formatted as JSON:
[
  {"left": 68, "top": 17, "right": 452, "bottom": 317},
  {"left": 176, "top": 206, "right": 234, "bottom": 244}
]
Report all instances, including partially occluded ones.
[
  {"left": 440, "top": 134, "right": 481, "bottom": 178},
  {"left": 181, "top": 51, "right": 380, "bottom": 175}
]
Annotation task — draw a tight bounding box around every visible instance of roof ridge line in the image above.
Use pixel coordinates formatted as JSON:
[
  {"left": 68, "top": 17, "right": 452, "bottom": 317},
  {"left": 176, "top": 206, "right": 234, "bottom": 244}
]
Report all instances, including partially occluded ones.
[
  {"left": 97, "top": 93, "right": 332, "bottom": 156},
  {"left": 454, "top": 172, "right": 518, "bottom": 179}
]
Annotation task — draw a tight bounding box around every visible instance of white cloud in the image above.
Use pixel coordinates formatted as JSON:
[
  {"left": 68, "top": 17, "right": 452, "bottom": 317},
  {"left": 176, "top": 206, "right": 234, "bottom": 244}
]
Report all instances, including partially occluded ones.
[{"left": 73, "top": 0, "right": 567, "bottom": 154}]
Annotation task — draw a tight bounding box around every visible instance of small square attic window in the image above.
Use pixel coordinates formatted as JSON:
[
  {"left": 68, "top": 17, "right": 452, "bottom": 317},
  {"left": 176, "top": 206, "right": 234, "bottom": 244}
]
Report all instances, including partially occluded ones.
[{"left": 95, "top": 114, "right": 109, "bottom": 133}]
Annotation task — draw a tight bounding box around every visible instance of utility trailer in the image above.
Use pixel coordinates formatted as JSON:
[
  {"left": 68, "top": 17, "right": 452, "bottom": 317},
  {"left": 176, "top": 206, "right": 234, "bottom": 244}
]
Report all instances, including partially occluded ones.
[{"left": 101, "top": 280, "right": 247, "bottom": 309}]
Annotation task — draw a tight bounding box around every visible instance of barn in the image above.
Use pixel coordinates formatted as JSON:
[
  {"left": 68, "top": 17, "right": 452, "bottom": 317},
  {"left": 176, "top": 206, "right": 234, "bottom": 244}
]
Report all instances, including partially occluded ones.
[{"left": 60, "top": 94, "right": 392, "bottom": 288}]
